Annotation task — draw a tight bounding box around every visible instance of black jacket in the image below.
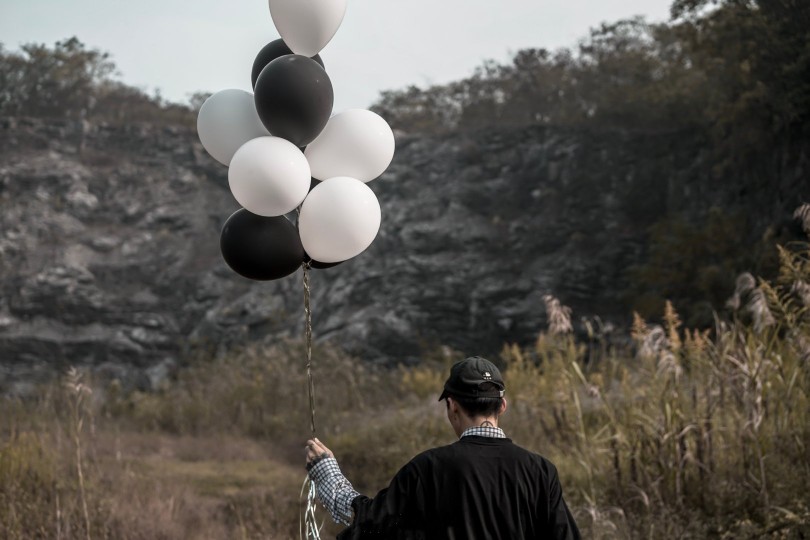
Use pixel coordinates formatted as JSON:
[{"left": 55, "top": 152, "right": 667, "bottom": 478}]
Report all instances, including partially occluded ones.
[{"left": 338, "top": 436, "right": 581, "bottom": 540}]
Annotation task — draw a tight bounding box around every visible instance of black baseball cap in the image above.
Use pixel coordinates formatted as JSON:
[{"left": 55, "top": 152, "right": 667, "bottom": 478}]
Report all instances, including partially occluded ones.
[{"left": 438, "top": 356, "right": 505, "bottom": 401}]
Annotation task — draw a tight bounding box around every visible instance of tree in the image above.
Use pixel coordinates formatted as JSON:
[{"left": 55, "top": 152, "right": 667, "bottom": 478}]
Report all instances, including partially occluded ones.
[
  {"left": 0, "top": 37, "right": 197, "bottom": 127},
  {"left": 0, "top": 37, "right": 114, "bottom": 118}
]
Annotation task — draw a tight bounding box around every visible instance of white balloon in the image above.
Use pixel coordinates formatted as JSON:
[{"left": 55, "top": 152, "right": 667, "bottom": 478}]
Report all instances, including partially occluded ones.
[
  {"left": 299, "top": 177, "right": 381, "bottom": 263},
  {"left": 305, "top": 109, "right": 396, "bottom": 182},
  {"left": 197, "top": 89, "right": 270, "bottom": 166},
  {"left": 228, "top": 137, "right": 311, "bottom": 217},
  {"left": 268, "top": 0, "right": 348, "bottom": 57}
]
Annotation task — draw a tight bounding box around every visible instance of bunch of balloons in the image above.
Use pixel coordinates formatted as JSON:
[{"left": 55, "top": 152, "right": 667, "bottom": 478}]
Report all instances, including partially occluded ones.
[{"left": 197, "top": 0, "right": 395, "bottom": 281}]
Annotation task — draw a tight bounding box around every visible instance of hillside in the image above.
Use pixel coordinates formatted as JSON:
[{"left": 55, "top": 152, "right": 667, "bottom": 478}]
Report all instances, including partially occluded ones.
[
  {"left": 0, "top": 114, "right": 806, "bottom": 392},
  {"left": 1, "top": 0, "right": 808, "bottom": 390}
]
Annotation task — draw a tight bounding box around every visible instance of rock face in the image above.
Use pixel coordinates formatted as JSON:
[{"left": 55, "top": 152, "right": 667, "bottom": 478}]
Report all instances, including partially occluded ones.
[{"left": 0, "top": 117, "right": 806, "bottom": 392}]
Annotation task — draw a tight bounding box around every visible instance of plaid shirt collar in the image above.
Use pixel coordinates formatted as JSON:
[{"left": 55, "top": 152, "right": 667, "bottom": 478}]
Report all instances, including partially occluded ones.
[{"left": 460, "top": 426, "right": 506, "bottom": 439}]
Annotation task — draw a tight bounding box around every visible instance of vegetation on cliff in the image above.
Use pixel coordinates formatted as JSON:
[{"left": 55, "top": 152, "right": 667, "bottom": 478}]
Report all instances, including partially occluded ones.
[
  {"left": 374, "top": 0, "right": 809, "bottom": 146},
  {"left": 0, "top": 37, "right": 199, "bottom": 128},
  {"left": 3, "top": 1, "right": 807, "bottom": 147}
]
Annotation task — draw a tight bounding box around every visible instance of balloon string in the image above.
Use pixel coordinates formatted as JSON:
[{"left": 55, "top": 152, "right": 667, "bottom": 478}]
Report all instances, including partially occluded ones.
[
  {"left": 303, "top": 262, "right": 316, "bottom": 436},
  {"left": 300, "top": 476, "right": 322, "bottom": 540},
  {"left": 300, "top": 217, "right": 320, "bottom": 540}
]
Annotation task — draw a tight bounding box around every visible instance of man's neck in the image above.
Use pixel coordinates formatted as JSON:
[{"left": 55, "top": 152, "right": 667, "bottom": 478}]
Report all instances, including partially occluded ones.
[{"left": 458, "top": 416, "right": 499, "bottom": 433}]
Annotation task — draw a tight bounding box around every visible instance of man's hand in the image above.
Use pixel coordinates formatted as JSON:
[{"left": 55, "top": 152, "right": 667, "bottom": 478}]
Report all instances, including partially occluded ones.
[{"left": 305, "top": 437, "right": 334, "bottom": 466}]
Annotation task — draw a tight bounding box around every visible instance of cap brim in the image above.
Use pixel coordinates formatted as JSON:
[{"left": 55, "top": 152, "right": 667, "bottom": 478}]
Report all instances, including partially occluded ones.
[{"left": 438, "top": 389, "right": 449, "bottom": 401}]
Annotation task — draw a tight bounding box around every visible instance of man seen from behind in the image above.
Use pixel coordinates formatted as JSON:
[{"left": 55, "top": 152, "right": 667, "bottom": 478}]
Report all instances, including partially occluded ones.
[{"left": 305, "top": 356, "right": 581, "bottom": 539}]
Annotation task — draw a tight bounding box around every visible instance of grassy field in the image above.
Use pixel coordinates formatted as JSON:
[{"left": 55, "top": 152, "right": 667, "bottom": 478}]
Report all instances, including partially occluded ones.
[{"left": 2, "top": 243, "right": 809, "bottom": 539}]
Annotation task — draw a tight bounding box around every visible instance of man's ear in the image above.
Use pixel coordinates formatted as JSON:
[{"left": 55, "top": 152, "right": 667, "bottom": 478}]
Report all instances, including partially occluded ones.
[{"left": 499, "top": 397, "right": 508, "bottom": 416}]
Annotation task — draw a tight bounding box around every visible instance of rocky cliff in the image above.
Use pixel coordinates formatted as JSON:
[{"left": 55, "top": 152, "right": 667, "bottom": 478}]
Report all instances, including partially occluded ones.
[{"left": 0, "top": 117, "right": 806, "bottom": 393}]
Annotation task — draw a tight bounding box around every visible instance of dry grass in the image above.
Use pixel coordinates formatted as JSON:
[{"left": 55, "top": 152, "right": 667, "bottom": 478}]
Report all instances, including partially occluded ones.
[{"left": 2, "top": 243, "right": 810, "bottom": 538}]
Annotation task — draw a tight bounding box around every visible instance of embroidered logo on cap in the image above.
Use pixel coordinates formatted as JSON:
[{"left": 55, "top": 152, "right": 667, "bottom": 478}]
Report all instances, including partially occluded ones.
[{"left": 483, "top": 372, "right": 491, "bottom": 379}]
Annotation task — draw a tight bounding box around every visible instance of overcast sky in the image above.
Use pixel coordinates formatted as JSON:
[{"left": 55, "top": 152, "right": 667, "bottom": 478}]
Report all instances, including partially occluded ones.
[{"left": 0, "top": 0, "right": 673, "bottom": 111}]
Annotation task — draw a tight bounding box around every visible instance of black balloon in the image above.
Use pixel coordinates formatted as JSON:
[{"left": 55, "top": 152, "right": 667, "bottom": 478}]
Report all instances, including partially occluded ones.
[
  {"left": 220, "top": 209, "right": 305, "bottom": 281},
  {"left": 251, "top": 39, "right": 324, "bottom": 89},
  {"left": 254, "top": 55, "right": 334, "bottom": 147}
]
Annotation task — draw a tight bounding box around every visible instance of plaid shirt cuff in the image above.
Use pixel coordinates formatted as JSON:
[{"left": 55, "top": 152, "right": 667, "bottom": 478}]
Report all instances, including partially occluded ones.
[{"left": 308, "top": 457, "right": 359, "bottom": 526}]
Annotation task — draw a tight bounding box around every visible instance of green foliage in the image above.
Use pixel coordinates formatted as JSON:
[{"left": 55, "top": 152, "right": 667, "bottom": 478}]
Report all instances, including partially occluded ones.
[
  {"left": 496, "top": 290, "right": 810, "bottom": 537},
  {"left": 0, "top": 37, "right": 114, "bottom": 118},
  {"left": 103, "top": 340, "right": 387, "bottom": 438},
  {"left": 0, "top": 389, "right": 111, "bottom": 540},
  {"left": 627, "top": 208, "right": 771, "bottom": 325},
  {"left": 0, "top": 433, "right": 56, "bottom": 539},
  {"left": 373, "top": 0, "right": 810, "bottom": 154},
  {"left": 0, "top": 37, "right": 198, "bottom": 127}
]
